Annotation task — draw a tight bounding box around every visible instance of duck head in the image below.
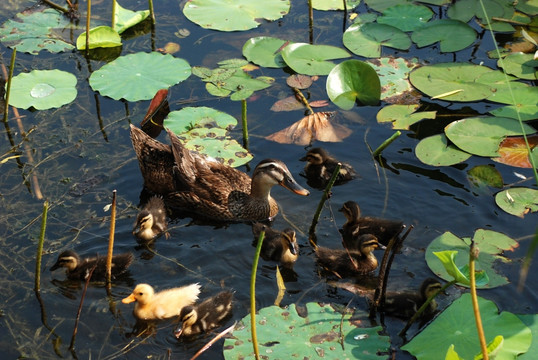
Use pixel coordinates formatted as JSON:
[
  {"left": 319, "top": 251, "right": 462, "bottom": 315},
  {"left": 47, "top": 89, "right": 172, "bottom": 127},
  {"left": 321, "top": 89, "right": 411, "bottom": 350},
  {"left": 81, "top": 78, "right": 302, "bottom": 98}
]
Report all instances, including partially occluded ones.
[{"left": 251, "top": 159, "right": 309, "bottom": 197}]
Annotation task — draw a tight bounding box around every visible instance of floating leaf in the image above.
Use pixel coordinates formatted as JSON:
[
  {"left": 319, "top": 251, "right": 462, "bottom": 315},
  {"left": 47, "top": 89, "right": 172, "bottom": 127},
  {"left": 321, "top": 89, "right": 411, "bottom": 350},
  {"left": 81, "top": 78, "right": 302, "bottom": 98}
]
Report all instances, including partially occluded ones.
[
  {"left": 494, "top": 135, "right": 538, "bottom": 168},
  {"left": 8, "top": 69, "right": 77, "bottom": 110},
  {"left": 89, "top": 52, "right": 191, "bottom": 101},
  {"left": 402, "top": 294, "right": 532, "bottom": 359},
  {"left": 467, "top": 165, "right": 504, "bottom": 189},
  {"left": 242, "top": 36, "right": 288, "bottom": 68},
  {"left": 376, "top": 104, "right": 436, "bottom": 130},
  {"left": 367, "top": 57, "right": 420, "bottom": 103},
  {"left": 497, "top": 52, "right": 538, "bottom": 80},
  {"left": 223, "top": 302, "right": 390, "bottom": 359},
  {"left": 432, "top": 250, "right": 489, "bottom": 286},
  {"left": 0, "top": 8, "right": 74, "bottom": 54},
  {"left": 286, "top": 74, "right": 313, "bottom": 89},
  {"left": 312, "top": 0, "right": 361, "bottom": 10},
  {"left": 76, "top": 26, "right": 122, "bottom": 50},
  {"left": 326, "top": 59, "right": 381, "bottom": 110},
  {"left": 444, "top": 116, "right": 536, "bottom": 157},
  {"left": 270, "top": 96, "right": 304, "bottom": 112},
  {"left": 415, "top": 134, "right": 472, "bottom": 166},
  {"left": 114, "top": 1, "right": 150, "bottom": 34},
  {"left": 281, "top": 43, "right": 351, "bottom": 76},
  {"left": 343, "top": 23, "right": 411, "bottom": 58},
  {"left": 517, "top": 314, "right": 538, "bottom": 360},
  {"left": 183, "top": 0, "right": 290, "bottom": 31},
  {"left": 425, "top": 230, "right": 518, "bottom": 288},
  {"left": 377, "top": 4, "right": 433, "bottom": 32},
  {"left": 411, "top": 19, "right": 476, "bottom": 52},
  {"left": 266, "top": 112, "right": 351, "bottom": 145},
  {"left": 495, "top": 188, "right": 538, "bottom": 217},
  {"left": 365, "top": 0, "right": 412, "bottom": 12}
]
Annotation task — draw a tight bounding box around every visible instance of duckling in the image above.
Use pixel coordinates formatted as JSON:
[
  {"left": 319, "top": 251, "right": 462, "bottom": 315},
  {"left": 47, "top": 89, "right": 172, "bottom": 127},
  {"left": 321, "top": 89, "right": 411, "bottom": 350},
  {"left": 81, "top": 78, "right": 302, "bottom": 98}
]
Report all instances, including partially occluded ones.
[
  {"left": 133, "top": 196, "right": 168, "bottom": 242},
  {"left": 381, "top": 278, "right": 443, "bottom": 319},
  {"left": 130, "top": 125, "right": 309, "bottom": 222},
  {"left": 122, "top": 283, "right": 201, "bottom": 320},
  {"left": 252, "top": 223, "right": 299, "bottom": 267},
  {"left": 339, "top": 201, "right": 403, "bottom": 247},
  {"left": 174, "top": 291, "right": 234, "bottom": 338},
  {"left": 50, "top": 250, "right": 134, "bottom": 281},
  {"left": 300, "top": 147, "right": 356, "bottom": 189},
  {"left": 315, "top": 234, "right": 384, "bottom": 278}
]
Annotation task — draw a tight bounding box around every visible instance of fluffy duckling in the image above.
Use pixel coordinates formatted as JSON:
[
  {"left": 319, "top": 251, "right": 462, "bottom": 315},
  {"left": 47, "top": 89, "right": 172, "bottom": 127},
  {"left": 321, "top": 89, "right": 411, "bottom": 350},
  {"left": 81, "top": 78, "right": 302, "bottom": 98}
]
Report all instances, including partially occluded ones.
[
  {"left": 380, "top": 278, "right": 443, "bottom": 320},
  {"left": 252, "top": 223, "right": 299, "bottom": 267},
  {"left": 300, "top": 147, "right": 356, "bottom": 189},
  {"left": 339, "top": 201, "right": 403, "bottom": 247},
  {"left": 316, "top": 234, "right": 384, "bottom": 278},
  {"left": 50, "top": 250, "right": 134, "bottom": 281},
  {"left": 122, "top": 283, "right": 201, "bottom": 320},
  {"left": 174, "top": 291, "right": 234, "bottom": 338},
  {"left": 133, "top": 196, "right": 168, "bottom": 242}
]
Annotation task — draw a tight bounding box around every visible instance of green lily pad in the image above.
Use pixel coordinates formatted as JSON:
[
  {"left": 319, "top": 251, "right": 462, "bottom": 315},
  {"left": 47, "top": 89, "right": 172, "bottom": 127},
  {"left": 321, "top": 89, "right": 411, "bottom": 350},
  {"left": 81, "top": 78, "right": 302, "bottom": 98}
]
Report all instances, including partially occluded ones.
[
  {"left": 183, "top": 0, "right": 290, "bottom": 31},
  {"left": 326, "top": 59, "right": 381, "bottom": 110},
  {"left": 411, "top": 19, "right": 476, "bottom": 52},
  {"left": 76, "top": 26, "right": 122, "bottom": 50},
  {"left": 425, "top": 230, "right": 518, "bottom": 288},
  {"left": 488, "top": 86, "right": 538, "bottom": 121},
  {"left": 0, "top": 8, "right": 74, "bottom": 55},
  {"left": 312, "top": 0, "right": 361, "bottom": 10},
  {"left": 415, "top": 134, "right": 471, "bottom": 166},
  {"left": 495, "top": 188, "right": 538, "bottom": 217},
  {"left": 367, "top": 57, "right": 420, "bottom": 102},
  {"left": 343, "top": 23, "right": 411, "bottom": 58},
  {"left": 516, "top": 0, "right": 538, "bottom": 15},
  {"left": 89, "top": 52, "right": 191, "bottom": 101},
  {"left": 402, "top": 294, "right": 532, "bottom": 359},
  {"left": 223, "top": 303, "right": 390, "bottom": 359},
  {"left": 498, "top": 52, "right": 538, "bottom": 80},
  {"left": 114, "top": 1, "right": 150, "bottom": 34},
  {"left": 444, "top": 116, "right": 536, "bottom": 157},
  {"left": 364, "top": 0, "right": 412, "bottom": 12},
  {"left": 517, "top": 314, "right": 538, "bottom": 360},
  {"left": 377, "top": 4, "right": 433, "bottom": 32},
  {"left": 467, "top": 164, "right": 504, "bottom": 189},
  {"left": 8, "top": 70, "right": 77, "bottom": 110},
  {"left": 164, "top": 107, "right": 252, "bottom": 167},
  {"left": 242, "top": 37, "right": 287, "bottom": 68},
  {"left": 376, "top": 104, "right": 436, "bottom": 130},
  {"left": 281, "top": 43, "right": 351, "bottom": 76},
  {"left": 432, "top": 250, "right": 489, "bottom": 286}
]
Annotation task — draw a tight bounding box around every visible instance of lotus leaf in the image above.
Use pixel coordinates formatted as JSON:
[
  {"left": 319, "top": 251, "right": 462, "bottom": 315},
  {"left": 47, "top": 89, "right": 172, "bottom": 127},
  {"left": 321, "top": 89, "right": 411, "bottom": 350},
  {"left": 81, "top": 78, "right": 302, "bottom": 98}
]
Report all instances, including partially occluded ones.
[
  {"left": 377, "top": 4, "right": 433, "bottom": 32},
  {"left": 8, "top": 70, "right": 77, "bottom": 110},
  {"left": 516, "top": 0, "right": 538, "bottom": 15},
  {"left": 415, "top": 134, "right": 471, "bottom": 166},
  {"left": 495, "top": 188, "right": 538, "bottom": 217},
  {"left": 367, "top": 57, "right": 420, "bottom": 102},
  {"left": 223, "top": 302, "right": 390, "bottom": 359},
  {"left": 411, "top": 19, "right": 476, "bottom": 52},
  {"left": 343, "top": 23, "right": 411, "bottom": 58},
  {"left": 365, "top": 0, "right": 412, "bottom": 12},
  {"left": 312, "top": 0, "right": 361, "bottom": 10},
  {"left": 376, "top": 104, "right": 436, "bottom": 130},
  {"left": 402, "top": 294, "right": 531, "bottom": 359},
  {"left": 76, "top": 26, "right": 122, "bottom": 50},
  {"left": 517, "top": 314, "right": 538, "bottom": 360},
  {"left": 497, "top": 52, "right": 538, "bottom": 80},
  {"left": 242, "top": 37, "right": 288, "bottom": 68},
  {"left": 89, "top": 52, "right": 191, "bottom": 101},
  {"left": 114, "top": 1, "right": 150, "bottom": 34},
  {"left": 281, "top": 43, "right": 351, "bottom": 76},
  {"left": 183, "top": 0, "right": 290, "bottom": 31}
]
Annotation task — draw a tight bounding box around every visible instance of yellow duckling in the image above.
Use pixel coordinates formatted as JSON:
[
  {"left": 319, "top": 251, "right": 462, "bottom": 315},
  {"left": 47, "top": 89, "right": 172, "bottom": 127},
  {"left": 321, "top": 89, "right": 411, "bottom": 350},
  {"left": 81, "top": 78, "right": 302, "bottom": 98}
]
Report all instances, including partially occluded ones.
[
  {"left": 300, "top": 147, "right": 356, "bottom": 189},
  {"left": 50, "top": 250, "right": 134, "bottom": 281},
  {"left": 174, "top": 291, "right": 234, "bottom": 338},
  {"left": 252, "top": 223, "right": 299, "bottom": 267},
  {"left": 132, "top": 196, "right": 168, "bottom": 242},
  {"left": 122, "top": 283, "right": 201, "bottom": 320}
]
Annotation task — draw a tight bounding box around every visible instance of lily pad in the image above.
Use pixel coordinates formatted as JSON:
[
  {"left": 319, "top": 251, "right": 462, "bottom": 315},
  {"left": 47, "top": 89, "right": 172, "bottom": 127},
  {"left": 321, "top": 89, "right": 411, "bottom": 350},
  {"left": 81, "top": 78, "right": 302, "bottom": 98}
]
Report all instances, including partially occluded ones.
[
  {"left": 312, "top": 0, "right": 361, "bottom": 10},
  {"left": 242, "top": 37, "right": 288, "bottom": 68},
  {"left": 367, "top": 57, "right": 420, "bottom": 102},
  {"left": 425, "top": 230, "right": 518, "bottom": 288},
  {"left": 183, "top": 0, "right": 290, "bottom": 31},
  {"left": 343, "top": 23, "right": 411, "bottom": 58},
  {"left": 402, "top": 294, "right": 532, "bottom": 359},
  {"left": 8, "top": 70, "right": 77, "bottom": 110},
  {"left": 411, "top": 19, "right": 476, "bottom": 52},
  {"left": 0, "top": 8, "right": 74, "bottom": 55},
  {"left": 114, "top": 1, "right": 150, "bottom": 34},
  {"left": 89, "top": 52, "right": 191, "bottom": 101},
  {"left": 76, "top": 26, "right": 122, "bottom": 50},
  {"left": 497, "top": 52, "right": 538, "bottom": 80},
  {"left": 517, "top": 314, "right": 538, "bottom": 360},
  {"left": 377, "top": 4, "right": 433, "bottom": 32},
  {"left": 494, "top": 135, "right": 538, "bottom": 168},
  {"left": 281, "top": 43, "right": 351, "bottom": 76},
  {"left": 488, "top": 86, "right": 538, "bottom": 121},
  {"left": 376, "top": 104, "right": 436, "bottom": 130},
  {"left": 415, "top": 134, "right": 472, "bottom": 166},
  {"left": 223, "top": 302, "right": 390, "bottom": 359},
  {"left": 326, "top": 59, "right": 381, "bottom": 110},
  {"left": 444, "top": 116, "right": 536, "bottom": 157},
  {"left": 495, "top": 188, "right": 538, "bottom": 217},
  {"left": 364, "top": 0, "right": 412, "bottom": 12}
]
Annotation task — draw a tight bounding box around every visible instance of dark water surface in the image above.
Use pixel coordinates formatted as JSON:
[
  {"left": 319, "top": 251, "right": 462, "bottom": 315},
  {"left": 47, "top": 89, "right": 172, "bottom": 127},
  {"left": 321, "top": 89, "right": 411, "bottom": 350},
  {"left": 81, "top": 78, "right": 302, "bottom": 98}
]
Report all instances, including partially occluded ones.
[{"left": 0, "top": 1, "right": 536, "bottom": 359}]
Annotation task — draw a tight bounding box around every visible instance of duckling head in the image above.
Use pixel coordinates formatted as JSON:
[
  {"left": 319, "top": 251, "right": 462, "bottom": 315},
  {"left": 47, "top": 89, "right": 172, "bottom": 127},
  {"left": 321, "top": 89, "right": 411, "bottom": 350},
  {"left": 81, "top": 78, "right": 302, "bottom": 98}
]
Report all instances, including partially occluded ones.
[
  {"left": 300, "top": 147, "right": 328, "bottom": 165},
  {"left": 122, "top": 283, "right": 154, "bottom": 305},
  {"left": 281, "top": 229, "right": 299, "bottom": 256},
  {"left": 339, "top": 201, "right": 361, "bottom": 221},
  {"left": 132, "top": 210, "right": 155, "bottom": 241},
  {"left": 357, "top": 234, "right": 385, "bottom": 254},
  {"left": 252, "top": 159, "right": 309, "bottom": 197},
  {"left": 421, "top": 278, "right": 443, "bottom": 301},
  {"left": 50, "top": 250, "right": 80, "bottom": 272},
  {"left": 174, "top": 305, "right": 197, "bottom": 338}
]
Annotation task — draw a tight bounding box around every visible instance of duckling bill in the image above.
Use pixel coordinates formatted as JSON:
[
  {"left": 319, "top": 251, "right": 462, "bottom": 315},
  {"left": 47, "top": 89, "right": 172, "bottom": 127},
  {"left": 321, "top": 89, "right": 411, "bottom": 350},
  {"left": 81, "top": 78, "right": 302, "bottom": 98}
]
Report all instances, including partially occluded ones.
[
  {"left": 252, "top": 223, "right": 299, "bottom": 267},
  {"left": 133, "top": 195, "right": 168, "bottom": 242},
  {"left": 300, "top": 147, "right": 356, "bottom": 189},
  {"left": 50, "top": 250, "right": 134, "bottom": 281}
]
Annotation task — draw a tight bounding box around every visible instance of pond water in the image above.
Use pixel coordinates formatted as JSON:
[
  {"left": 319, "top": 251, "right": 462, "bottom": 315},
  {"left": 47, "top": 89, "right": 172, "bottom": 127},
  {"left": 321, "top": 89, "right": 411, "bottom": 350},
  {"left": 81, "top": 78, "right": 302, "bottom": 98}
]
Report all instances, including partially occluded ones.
[{"left": 0, "top": 0, "right": 536, "bottom": 359}]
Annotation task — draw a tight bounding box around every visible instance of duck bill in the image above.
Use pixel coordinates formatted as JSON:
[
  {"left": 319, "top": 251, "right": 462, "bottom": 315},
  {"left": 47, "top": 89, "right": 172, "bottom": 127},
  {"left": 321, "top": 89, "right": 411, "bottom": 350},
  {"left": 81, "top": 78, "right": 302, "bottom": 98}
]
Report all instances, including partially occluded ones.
[
  {"left": 280, "top": 175, "right": 309, "bottom": 196},
  {"left": 377, "top": 243, "right": 387, "bottom": 250},
  {"left": 289, "top": 243, "right": 298, "bottom": 255},
  {"left": 174, "top": 324, "right": 184, "bottom": 338},
  {"left": 122, "top": 294, "right": 136, "bottom": 304}
]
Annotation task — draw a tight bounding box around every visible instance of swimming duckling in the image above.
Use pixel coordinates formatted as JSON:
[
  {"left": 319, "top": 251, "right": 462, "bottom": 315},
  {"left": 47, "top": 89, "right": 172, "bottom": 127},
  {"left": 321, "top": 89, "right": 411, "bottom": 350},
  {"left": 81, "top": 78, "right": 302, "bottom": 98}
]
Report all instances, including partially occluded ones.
[
  {"left": 133, "top": 196, "right": 168, "bottom": 242},
  {"left": 316, "top": 234, "right": 384, "bottom": 278},
  {"left": 252, "top": 223, "right": 299, "bottom": 267},
  {"left": 339, "top": 201, "right": 403, "bottom": 247},
  {"left": 380, "top": 278, "right": 443, "bottom": 320},
  {"left": 300, "top": 147, "right": 356, "bottom": 189},
  {"left": 50, "top": 250, "right": 134, "bottom": 281},
  {"left": 122, "top": 283, "right": 201, "bottom": 320},
  {"left": 174, "top": 291, "right": 234, "bottom": 338}
]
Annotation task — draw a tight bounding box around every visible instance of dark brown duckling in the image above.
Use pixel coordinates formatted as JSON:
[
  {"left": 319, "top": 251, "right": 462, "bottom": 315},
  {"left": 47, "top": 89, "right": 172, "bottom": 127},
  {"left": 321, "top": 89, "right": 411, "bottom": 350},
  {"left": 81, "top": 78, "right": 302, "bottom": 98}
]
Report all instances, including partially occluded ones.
[
  {"left": 50, "top": 250, "right": 134, "bottom": 281},
  {"left": 339, "top": 201, "right": 403, "bottom": 247},
  {"left": 174, "top": 291, "right": 234, "bottom": 338},
  {"left": 300, "top": 147, "right": 356, "bottom": 189},
  {"left": 381, "top": 278, "right": 443, "bottom": 320},
  {"left": 252, "top": 223, "right": 299, "bottom": 267},
  {"left": 315, "top": 234, "right": 385, "bottom": 278},
  {"left": 133, "top": 196, "right": 168, "bottom": 242}
]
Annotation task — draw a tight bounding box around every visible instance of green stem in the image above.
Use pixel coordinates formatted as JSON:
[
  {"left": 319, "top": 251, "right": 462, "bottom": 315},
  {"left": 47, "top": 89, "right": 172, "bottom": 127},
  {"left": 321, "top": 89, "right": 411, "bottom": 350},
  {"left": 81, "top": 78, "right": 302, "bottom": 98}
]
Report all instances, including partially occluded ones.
[
  {"left": 3, "top": 48, "right": 16, "bottom": 123},
  {"left": 148, "top": 0, "right": 155, "bottom": 24},
  {"left": 41, "top": 0, "right": 69, "bottom": 13},
  {"left": 309, "top": 163, "right": 341, "bottom": 236},
  {"left": 86, "top": 0, "right": 91, "bottom": 53},
  {"left": 372, "top": 131, "right": 401, "bottom": 158},
  {"left": 111, "top": 0, "right": 116, "bottom": 30},
  {"left": 250, "top": 230, "right": 265, "bottom": 360},
  {"left": 470, "top": 241, "right": 489, "bottom": 360},
  {"left": 34, "top": 201, "right": 49, "bottom": 292},
  {"left": 242, "top": 99, "right": 249, "bottom": 150},
  {"left": 106, "top": 190, "right": 117, "bottom": 288}
]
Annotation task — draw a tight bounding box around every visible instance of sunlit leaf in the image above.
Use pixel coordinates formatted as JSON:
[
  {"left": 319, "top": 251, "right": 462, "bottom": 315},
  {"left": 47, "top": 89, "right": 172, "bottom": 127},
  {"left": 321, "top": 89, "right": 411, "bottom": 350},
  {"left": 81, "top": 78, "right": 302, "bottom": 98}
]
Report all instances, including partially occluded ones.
[
  {"left": 432, "top": 250, "right": 489, "bottom": 286},
  {"left": 77, "top": 26, "right": 122, "bottom": 50},
  {"left": 242, "top": 36, "right": 288, "bottom": 68},
  {"left": 377, "top": 4, "right": 433, "bottom": 32},
  {"left": 114, "top": 1, "right": 150, "bottom": 34},
  {"left": 281, "top": 43, "right": 351, "bottom": 76},
  {"left": 343, "top": 23, "right": 411, "bottom": 58},
  {"left": 497, "top": 52, "right": 538, "bottom": 80},
  {"left": 495, "top": 188, "right": 538, "bottom": 217},
  {"left": 411, "top": 19, "right": 476, "bottom": 52},
  {"left": 415, "top": 134, "right": 472, "bottom": 166},
  {"left": 312, "top": 0, "right": 361, "bottom": 10},
  {"left": 494, "top": 135, "right": 538, "bottom": 168},
  {"left": 376, "top": 104, "right": 436, "bottom": 130},
  {"left": 367, "top": 57, "right": 421, "bottom": 103}
]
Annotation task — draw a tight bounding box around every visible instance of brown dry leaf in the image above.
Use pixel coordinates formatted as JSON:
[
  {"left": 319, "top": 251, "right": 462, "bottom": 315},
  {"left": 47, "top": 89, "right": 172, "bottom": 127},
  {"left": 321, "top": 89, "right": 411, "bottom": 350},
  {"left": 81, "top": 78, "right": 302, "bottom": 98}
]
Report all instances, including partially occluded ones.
[
  {"left": 270, "top": 96, "right": 304, "bottom": 112},
  {"left": 286, "top": 74, "right": 312, "bottom": 89},
  {"left": 493, "top": 135, "right": 538, "bottom": 168},
  {"left": 266, "top": 112, "right": 352, "bottom": 145},
  {"left": 309, "top": 100, "right": 329, "bottom": 108}
]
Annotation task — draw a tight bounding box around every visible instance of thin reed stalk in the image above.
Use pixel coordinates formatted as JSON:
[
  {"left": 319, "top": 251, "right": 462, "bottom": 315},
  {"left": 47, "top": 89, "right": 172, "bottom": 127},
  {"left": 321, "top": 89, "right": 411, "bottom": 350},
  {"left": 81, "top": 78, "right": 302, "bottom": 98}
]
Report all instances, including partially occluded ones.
[
  {"left": 3, "top": 48, "right": 16, "bottom": 123},
  {"left": 372, "top": 131, "right": 401, "bottom": 158},
  {"left": 241, "top": 99, "right": 248, "bottom": 149},
  {"left": 250, "top": 230, "right": 265, "bottom": 360},
  {"left": 309, "top": 163, "right": 341, "bottom": 236},
  {"left": 69, "top": 265, "right": 97, "bottom": 352},
  {"left": 86, "top": 0, "right": 91, "bottom": 52},
  {"left": 111, "top": 0, "right": 117, "bottom": 30},
  {"left": 106, "top": 190, "right": 117, "bottom": 287},
  {"left": 34, "top": 201, "right": 49, "bottom": 292},
  {"left": 470, "top": 241, "right": 488, "bottom": 359},
  {"left": 148, "top": 0, "right": 156, "bottom": 24}
]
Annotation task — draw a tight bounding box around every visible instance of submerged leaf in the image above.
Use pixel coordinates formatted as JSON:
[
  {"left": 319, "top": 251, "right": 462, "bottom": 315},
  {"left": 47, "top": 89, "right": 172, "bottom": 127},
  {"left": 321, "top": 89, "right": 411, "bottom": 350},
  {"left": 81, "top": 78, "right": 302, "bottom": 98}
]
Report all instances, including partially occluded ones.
[{"left": 467, "top": 165, "right": 504, "bottom": 189}]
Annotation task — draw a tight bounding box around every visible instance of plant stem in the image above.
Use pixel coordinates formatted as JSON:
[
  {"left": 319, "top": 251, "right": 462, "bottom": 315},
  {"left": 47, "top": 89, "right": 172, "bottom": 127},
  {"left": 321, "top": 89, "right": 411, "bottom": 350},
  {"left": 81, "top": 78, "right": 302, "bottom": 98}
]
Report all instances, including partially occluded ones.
[
  {"left": 250, "top": 230, "right": 265, "bottom": 360},
  {"left": 111, "top": 0, "right": 116, "bottom": 30},
  {"left": 309, "top": 163, "right": 341, "bottom": 236},
  {"left": 148, "top": 0, "right": 156, "bottom": 24},
  {"left": 86, "top": 0, "right": 91, "bottom": 53},
  {"left": 41, "top": 0, "right": 69, "bottom": 13},
  {"left": 372, "top": 131, "right": 401, "bottom": 158},
  {"left": 106, "top": 190, "right": 117, "bottom": 287},
  {"left": 69, "top": 264, "right": 96, "bottom": 352},
  {"left": 293, "top": 88, "right": 314, "bottom": 115},
  {"left": 470, "top": 241, "right": 489, "bottom": 360},
  {"left": 241, "top": 99, "right": 249, "bottom": 150},
  {"left": 3, "top": 48, "right": 16, "bottom": 123},
  {"left": 34, "top": 201, "right": 49, "bottom": 292}
]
